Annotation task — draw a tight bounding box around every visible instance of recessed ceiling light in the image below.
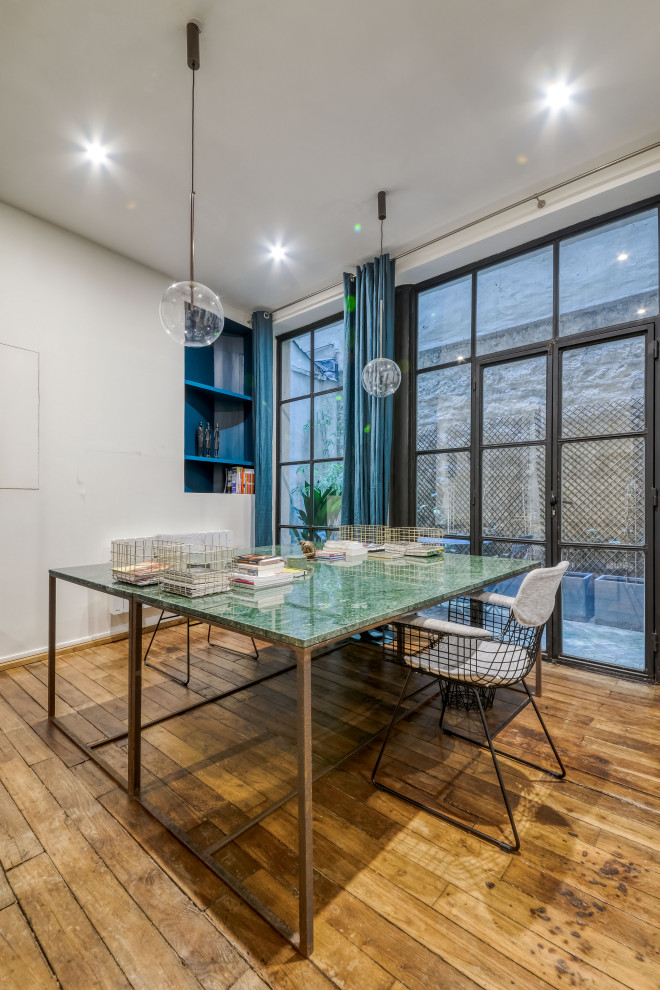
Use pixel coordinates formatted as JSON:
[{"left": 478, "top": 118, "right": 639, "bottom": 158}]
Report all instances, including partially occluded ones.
[
  {"left": 457, "top": 355, "right": 465, "bottom": 362},
  {"left": 637, "top": 308, "right": 646, "bottom": 315},
  {"left": 84, "top": 142, "right": 109, "bottom": 165},
  {"left": 544, "top": 82, "right": 573, "bottom": 111},
  {"left": 269, "top": 245, "right": 287, "bottom": 261},
  {"left": 617, "top": 253, "right": 629, "bottom": 261}
]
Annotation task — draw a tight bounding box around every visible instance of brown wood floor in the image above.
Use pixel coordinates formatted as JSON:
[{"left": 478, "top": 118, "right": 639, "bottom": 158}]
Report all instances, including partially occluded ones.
[{"left": 0, "top": 622, "right": 659, "bottom": 990}]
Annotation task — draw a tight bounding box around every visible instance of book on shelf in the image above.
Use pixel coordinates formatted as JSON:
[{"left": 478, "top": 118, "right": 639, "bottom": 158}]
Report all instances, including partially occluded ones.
[{"left": 225, "top": 466, "right": 255, "bottom": 494}]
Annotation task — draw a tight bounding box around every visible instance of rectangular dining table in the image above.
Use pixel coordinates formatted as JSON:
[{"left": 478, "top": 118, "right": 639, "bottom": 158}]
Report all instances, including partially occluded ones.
[{"left": 48, "top": 549, "right": 537, "bottom": 956}]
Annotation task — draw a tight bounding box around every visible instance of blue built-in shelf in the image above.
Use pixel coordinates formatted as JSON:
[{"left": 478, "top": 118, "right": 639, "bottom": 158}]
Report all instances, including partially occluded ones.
[
  {"left": 185, "top": 455, "right": 254, "bottom": 466},
  {"left": 184, "top": 380, "right": 253, "bottom": 403},
  {"left": 184, "top": 317, "right": 254, "bottom": 494}
]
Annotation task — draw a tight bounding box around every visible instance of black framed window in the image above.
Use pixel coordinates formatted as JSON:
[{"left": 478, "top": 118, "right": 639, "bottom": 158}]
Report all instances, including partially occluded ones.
[
  {"left": 277, "top": 316, "right": 344, "bottom": 548},
  {"left": 411, "top": 200, "right": 660, "bottom": 679}
]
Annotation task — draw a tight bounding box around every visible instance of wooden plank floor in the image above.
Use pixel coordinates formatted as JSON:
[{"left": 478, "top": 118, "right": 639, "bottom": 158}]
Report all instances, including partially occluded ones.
[{"left": 0, "top": 623, "right": 659, "bottom": 990}]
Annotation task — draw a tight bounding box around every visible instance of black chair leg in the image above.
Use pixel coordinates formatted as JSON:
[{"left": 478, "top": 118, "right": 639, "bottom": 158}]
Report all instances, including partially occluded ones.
[
  {"left": 372, "top": 678, "right": 520, "bottom": 853},
  {"left": 473, "top": 688, "right": 520, "bottom": 852},
  {"left": 372, "top": 669, "right": 412, "bottom": 785},
  {"left": 521, "top": 680, "right": 566, "bottom": 779},
  {"left": 438, "top": 680, "right": 450, "bottom": 729},
  {"left": 144, "top": 612, "right": 191, "bottom": 687},
  {"left": 143, "top": 609, "right": 165, "bottom": 663},
  {"left": 207, "top": 624, "right": 260, "bottom": 660},
  {"left": 443, "top": 681, "right": 566, "bottom": 780},
  {"left": 145, "top": 617, "right": 262, "bottom": 690}
]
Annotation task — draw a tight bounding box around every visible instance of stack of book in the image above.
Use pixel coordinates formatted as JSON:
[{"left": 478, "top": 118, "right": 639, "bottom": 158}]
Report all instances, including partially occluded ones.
[
  {"left": 112, "top": 560, "right": 166, "bottom": 585},
  {"left": 381, "top": 541, "right": 444, "bottom": 557},
  {"left": 323, "top": 540, "right": 368, "bottom": 557},
  {"left": 231, "top": 554, "right": 294, "bottom": 590},
  {"left": 403, "top": 542, "right": 444, "bottom": 557},
  {"left": 315, "top": 547, "right": 346, "bottom": 560},
  {"left": 160, "top": 564, "right": 231, "bottom": 597}
]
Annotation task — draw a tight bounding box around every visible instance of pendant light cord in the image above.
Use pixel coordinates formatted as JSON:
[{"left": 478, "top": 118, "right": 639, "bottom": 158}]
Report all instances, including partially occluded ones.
[
  {"left": 378, "top": 297, "right": 383, "bottom": 360},
  {"left": 378, "top": 216, "right": 384, "bottom": 358},
  {"left": 189, "top": 66, "right": 196, "bottom": 286}
]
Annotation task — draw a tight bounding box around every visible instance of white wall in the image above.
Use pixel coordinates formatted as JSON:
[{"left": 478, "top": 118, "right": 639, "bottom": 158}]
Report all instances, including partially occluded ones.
[{"left": 0, "top": 202, "right": 254, "bottom": 663}]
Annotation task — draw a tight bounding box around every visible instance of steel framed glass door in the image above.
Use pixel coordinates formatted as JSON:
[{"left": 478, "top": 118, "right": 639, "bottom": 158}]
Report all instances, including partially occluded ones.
[
  {"left": 475, "top": 326, "right": 655, "bottom": 677},
  {"left": 476, "top": 351, "right": 551, "bottom": 643},
  {"left": 553, "top": 327, "right": 653, "bottom": 674}
]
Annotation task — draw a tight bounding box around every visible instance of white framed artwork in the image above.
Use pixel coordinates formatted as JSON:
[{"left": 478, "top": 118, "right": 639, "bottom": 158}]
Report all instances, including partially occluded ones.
[{"left": 0, "top": 342, "right": 39, "bottom": 489}]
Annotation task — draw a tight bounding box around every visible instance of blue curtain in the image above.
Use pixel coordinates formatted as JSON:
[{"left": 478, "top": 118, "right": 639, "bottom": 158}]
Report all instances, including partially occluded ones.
[
  {"left": 252, "top": 311, "right": 273, "bottom": 546},
  {"left": 341, "top": 254, "right": 395, "bottom": 525}
]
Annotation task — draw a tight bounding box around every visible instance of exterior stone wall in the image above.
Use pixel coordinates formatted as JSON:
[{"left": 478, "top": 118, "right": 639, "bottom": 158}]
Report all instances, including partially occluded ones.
[{"left": 417, "top": 335, "right": 645, "bottom": 578}]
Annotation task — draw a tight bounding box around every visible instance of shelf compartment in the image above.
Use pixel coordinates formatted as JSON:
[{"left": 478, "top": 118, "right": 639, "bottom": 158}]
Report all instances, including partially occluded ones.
[
  {"left": 185, "top": 455, "right": 254, "bottom": 466},
  {"left": 184, "top": 457, "right": 254, "bottom": 494},
  {"left": 185, "top": 379, "right": 252, "bottom": 402},
  {"left": 185, "top": 393, "right": 254, "bottom": 464},
  {"left": 184, "top": 318, "right": 254, "bottom": 493}
]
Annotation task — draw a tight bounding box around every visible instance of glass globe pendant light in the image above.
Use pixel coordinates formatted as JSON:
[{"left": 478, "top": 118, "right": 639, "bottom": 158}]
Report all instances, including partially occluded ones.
[
  {"left": 362, "top": 191, "right": 401, "bottom": 397},
  {"left": 362, "top": 298, "right": 402, "bottom": 397},
  {"left": 160, "top": 21, "right": 224, "bottom": 347}
]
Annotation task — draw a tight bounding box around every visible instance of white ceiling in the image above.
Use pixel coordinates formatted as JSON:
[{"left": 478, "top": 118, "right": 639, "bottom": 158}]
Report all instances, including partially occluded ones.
[{"left": 3, "top": 0, "right": 660, "bottom": 319}]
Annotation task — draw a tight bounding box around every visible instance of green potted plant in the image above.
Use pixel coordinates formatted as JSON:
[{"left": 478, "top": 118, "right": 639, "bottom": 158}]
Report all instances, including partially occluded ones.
[{"left": 290, "top": 469, "right": 343, "bottom": 540}]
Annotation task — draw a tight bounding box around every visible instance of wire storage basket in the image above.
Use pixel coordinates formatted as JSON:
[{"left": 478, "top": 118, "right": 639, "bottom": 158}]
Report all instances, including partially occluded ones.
[
  {"left": 337, "top": 525, "right": 444, "bottom": 556},
  {"left": 111, "top": 538, "right": 167, "bottom": 586},
  {"left": 337, "top": 524, "right": 389, "bottom": 545},
  {"left": 158, "top": 541, "right": 235, "bottom": 597},
  {"left": 152, "top": 530, "right": 233, "bottom": 548},
  {"left": 387, "top": 526, "right": 445, "bottom": 544}
]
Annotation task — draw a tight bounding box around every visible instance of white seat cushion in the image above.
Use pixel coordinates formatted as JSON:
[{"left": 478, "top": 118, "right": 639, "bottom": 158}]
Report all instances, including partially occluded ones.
[{"left": 405, "top": 636, "right": 530, "bottom": 686}]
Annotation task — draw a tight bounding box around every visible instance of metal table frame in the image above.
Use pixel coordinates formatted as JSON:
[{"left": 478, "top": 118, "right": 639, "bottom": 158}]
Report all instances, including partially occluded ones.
[{"left": 47, "top": 558, "right": 537, "bottom": 957}]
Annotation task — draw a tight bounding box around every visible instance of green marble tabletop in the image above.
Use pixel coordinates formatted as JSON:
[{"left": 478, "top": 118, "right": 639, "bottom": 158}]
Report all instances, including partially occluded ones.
[
  {"left": 52, "top": 550, "right": 537, "bottom": 650},
  {"left": 49, "top": 562, "right": 137, "bottom": 597}
]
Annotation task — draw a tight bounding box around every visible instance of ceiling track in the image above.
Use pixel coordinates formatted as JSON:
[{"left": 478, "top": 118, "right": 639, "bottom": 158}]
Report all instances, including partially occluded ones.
[{"left": 269, "top": 136, "right": 660, "bottom": 319}]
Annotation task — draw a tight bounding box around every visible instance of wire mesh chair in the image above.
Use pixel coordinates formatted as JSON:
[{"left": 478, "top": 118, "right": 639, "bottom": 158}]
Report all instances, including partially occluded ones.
[
  {"left": 372, "top": 561, "right": 569, "bottom": 852},
  {"left": 141, "top": 605, "right": 260, "bottom": 687}
]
